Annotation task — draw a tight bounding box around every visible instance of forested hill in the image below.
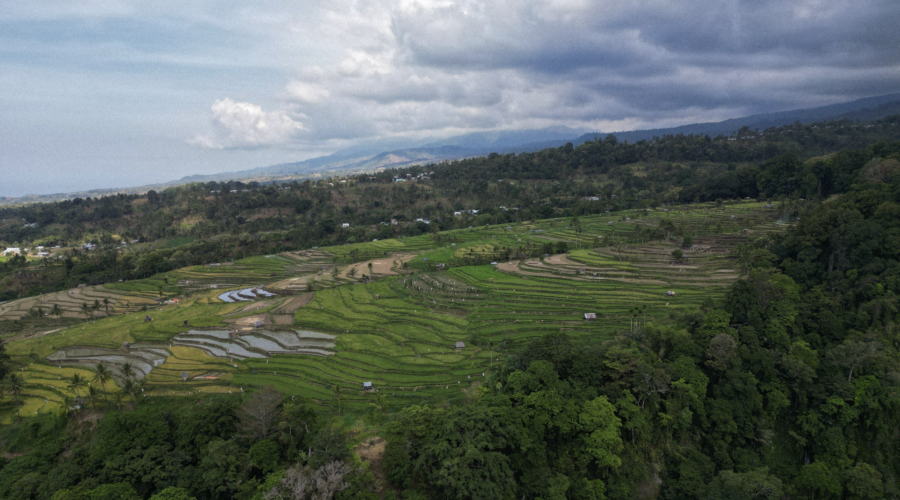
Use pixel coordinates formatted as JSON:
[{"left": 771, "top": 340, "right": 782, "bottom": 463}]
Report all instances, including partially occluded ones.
[
  {"left": 0, "top": 115, "right": 899, "bottom": 302},
  {"left": 382, "top": 173, "right": 900, "bottom": 499}
]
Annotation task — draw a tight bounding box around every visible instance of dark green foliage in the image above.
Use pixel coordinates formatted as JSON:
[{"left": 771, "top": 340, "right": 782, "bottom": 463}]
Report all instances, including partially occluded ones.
[
  {"left": 148, "top": 487, "right": 196, "bottom": 500},
  {"left": 384, "top": 175, "right": 900, "bottom": 498},
  {"left": 0, "top": 394, "right": 373, "bottom": 500}
]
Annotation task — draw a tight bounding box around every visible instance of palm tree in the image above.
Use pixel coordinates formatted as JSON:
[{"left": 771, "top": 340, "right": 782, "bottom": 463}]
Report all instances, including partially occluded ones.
[
  {"left": 369, "top": 393, "right": 388, "bottom": 417},
  {"left": 92, "top": 299, "right": 101, "bottom": 318},
  {"left": 92, "top": 364, "right": 112, "bottom": 402},
  {"left": 120, "top": 362, "right": 134, "bottom": 381},
  {"left": 81, "top": 302, "right": 91, "bottom": 320},
  {"left": 332, "top": 384, "right": 343, "bottom": 415},
  {"left": 5, "top": 374, "right": 26, "bottom": 420},
  {"left": 112, "top": 391, "right": 124, "bottom": 412},
  {"left": 122, "top": 379, "right": 136, "bottom": 406},
  {"left": 67, "top": 373, "right": 86, "bottom": 396},
  {"left": 87, "top": 385, "right": 100, "bottom": 410},
  {"left": 102, "top": 298, "right": 110, "bottom": 316},
  {"left": 50, "top": 304, "right": 62, "bottom": 324}
]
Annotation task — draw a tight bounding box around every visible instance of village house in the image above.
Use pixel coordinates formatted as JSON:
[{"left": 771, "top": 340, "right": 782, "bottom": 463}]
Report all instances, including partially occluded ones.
[{"left": 3, "top": 247, "right": 21, "bottom": 255}]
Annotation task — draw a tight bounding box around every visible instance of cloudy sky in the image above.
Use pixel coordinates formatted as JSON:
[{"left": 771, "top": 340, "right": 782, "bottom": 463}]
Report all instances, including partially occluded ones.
[{"left": 1, "top": 0, "right": 899, "bottom": 197}]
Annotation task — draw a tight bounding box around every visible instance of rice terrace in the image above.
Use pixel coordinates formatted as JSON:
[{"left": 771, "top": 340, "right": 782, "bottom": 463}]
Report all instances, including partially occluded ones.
[{"left": 0, "top": 200, "right": 789, "bottom": 422}]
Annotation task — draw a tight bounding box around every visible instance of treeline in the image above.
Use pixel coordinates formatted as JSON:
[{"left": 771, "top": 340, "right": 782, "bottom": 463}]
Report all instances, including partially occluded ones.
[{"left": 1, "top": 117, "right": 899, "bottom": 301}]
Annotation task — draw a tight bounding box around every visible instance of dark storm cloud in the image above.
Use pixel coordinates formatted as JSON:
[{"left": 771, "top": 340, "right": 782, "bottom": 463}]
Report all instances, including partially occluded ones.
[{"left": 382, "top": 0, "right": 900, "bottom": 121}]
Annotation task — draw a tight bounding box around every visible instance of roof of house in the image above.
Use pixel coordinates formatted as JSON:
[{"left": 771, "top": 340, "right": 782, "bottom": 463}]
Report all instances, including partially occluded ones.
[
  {"left": 455, "top": 341, "right": 465, "bottom": 348},
  {"left": 584, "top": 313, "right": 597, "bottom": 319}
]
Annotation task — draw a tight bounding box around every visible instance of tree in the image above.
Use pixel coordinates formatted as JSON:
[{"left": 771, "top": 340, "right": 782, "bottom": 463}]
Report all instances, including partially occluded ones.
[
  {"left": 579, "top": 396, "right": 623, "bottom": 469},
  {"left": 829, "top": 341, "right": 882, "bottom": 382},
  {"left": 120, "top": 362, "right": 134, "bottom": 381},
  {"left": 843, "top": 463, "right": 883, "bottom": 500},
  {"left": 369, "top": 393, "right": 389, "bottom": 417},
  {"left": 103, "top": 297, "right": 110, "bottom": 316},
  {"left": 4, "top": 373, "right": 26, "bottom": 420},
  {"left": 671, "top": 249, "right": 684, "bottom": 262},
  {"left": 237, "top": 386, "right": 284, "bottom": 440},
  {"left": 87, "top": 385, "right": 100, "bottom": 410},
  {"left": 795, "top": 462, "right": 841, "bottom": 499},
  {"left": 331, "top": 384, "right": 343, "bottom": 415},
  {"left": 149, "top": 487, "right": 196, "bottom": 500},
  {"left": 415, "top": 406, "right": 520, "bottom": 500},
  {"left": 93, "top": 363, "right": 112, "bottom": 400},
  {"left": 198, "top": 439, "right": 248, "bottom": 500},
  {"left": 51, "top": 303, "right": 62, "bottom": 324},
  {"left": 81, "top": 302, "right": 91, "bottom": 320},
  {"left": 704, "top": 469, "right": 783, "bottom": 500},
  {"left": 347, "top": 267, "right": 357, "bottom": 278},
  {"left": 67, "top": 373, "right": 86, "bottom": 396}
]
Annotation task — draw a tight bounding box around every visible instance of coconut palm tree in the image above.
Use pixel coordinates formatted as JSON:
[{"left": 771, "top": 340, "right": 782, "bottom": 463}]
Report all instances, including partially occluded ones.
[
  {"left": 87, "top": 385, "right": 100, "bottom": 410},
  {"left": 27, "top": 307, "right": 40, "bottom": 321},
  {"left": 332, "top": 384, "right": 343, "bottom": 415},
  {"left": 121, "top": 379, "right": 136, "bottom": 406},
  {"left": 50, "top": 304, "right": 62, "bottom": 324},
  {"left": 102, "top": 298, "right": 110, "bottom": 316},
  {"left": 92, "top": 364, "right": 112, "bottom": 402},
  {"left": 120, "top": 362, "right": 134, "bottom": 381},
  {"left": 369, "top": 392, "right": 388, "bottom": 417},
  {"left": 112, "top": 391, "right": 124, "bottom": 412},
  {"left": 92, "top": 299, "right": 101, "bottom": 318},
  {"left": 67, "top": 373, "right": 86, "bottom": 396},
  {"left": 81, "top": 302, "right": 91, "bottom": 320},
  {"left": 5, "top": 374, "right": 26, "bottom": 420}
]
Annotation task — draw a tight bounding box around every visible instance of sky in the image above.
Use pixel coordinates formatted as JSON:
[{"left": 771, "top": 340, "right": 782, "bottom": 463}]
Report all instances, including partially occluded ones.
[{"left": 1, "top": 0, "right": 899, "bottom": 197}]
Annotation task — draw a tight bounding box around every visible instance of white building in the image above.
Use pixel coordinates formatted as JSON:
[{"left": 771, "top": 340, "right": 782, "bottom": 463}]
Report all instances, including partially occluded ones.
[
  {"left": 3, "top": 247, "right": 21, "bottom": 256},
  {"left": 342, "top": 223, "right": 350, "bottom": 228}
]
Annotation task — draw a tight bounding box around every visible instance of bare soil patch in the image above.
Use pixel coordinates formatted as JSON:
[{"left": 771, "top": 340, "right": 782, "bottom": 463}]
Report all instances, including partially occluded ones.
[
  {"left": 354, "top": 437, "right": 387, "bottom": 489},
  {"left": 272, "top": 314, "right": 294, "bottom": 325}
]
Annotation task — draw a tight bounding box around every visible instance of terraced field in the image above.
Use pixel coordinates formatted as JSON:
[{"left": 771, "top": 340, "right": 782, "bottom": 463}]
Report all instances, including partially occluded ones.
[{"left": 0, "top": 201, "right": 790, "bottom": 419}]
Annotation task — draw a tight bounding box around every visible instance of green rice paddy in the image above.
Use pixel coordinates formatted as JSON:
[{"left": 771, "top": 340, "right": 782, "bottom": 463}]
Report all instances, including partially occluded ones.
[{"left": 0, "top": 200, "right": 790, "bottom": 418}]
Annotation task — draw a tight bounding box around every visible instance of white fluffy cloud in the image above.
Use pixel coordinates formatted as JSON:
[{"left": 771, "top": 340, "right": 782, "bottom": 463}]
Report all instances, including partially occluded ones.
[{"left": 190, "top": 98, "right": 303, "bottom": 149}]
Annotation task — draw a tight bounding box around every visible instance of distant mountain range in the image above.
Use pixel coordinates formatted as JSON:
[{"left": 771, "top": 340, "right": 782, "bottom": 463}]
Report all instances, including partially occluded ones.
[
  {"left": 575, "top": 93, "right": 900, "bottom": 144},
  {"left": 2, "top": 93, "right": 899, "bottom": 206}
]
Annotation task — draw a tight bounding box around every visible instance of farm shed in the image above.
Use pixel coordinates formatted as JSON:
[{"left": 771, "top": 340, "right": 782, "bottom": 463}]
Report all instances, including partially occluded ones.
[
  {"left": 455, "top": 342, "right": 465, "bottom": 349},
  {"left": 363, "top": 382, "right": 374, "bottom": 391},
  {"left": 584, "top": 313, "right": 597, "bottom": 321},
  {"left": 666, "top": 291, "right": 676, "bottom": 296}
]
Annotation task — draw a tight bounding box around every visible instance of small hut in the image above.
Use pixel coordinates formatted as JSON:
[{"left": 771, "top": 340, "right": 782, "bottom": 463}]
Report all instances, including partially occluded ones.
[
  {"left": 584, "top": 313, "right": 597, "bottom": 321},
  {"left": 666, "top": 291, "right": 676, "bottom": 296},
  {"left": 363, "top": 382, "right": 374, "bottom": 391},
  {"left": 455, "top": 341, "right": 466, "bottom": 350}
]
